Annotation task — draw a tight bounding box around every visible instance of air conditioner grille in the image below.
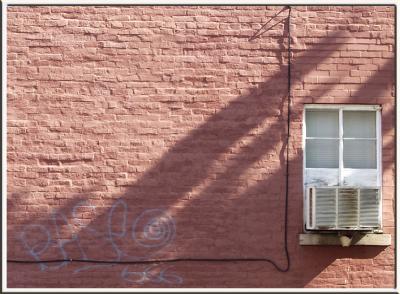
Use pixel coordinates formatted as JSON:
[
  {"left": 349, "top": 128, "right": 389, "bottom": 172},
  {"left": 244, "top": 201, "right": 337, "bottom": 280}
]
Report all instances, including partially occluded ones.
[
  {"left": 359, "top": 188, "right": 380, "bottom": 227},
  {"left": 307, "top": 187, "right": 381, "bottom": 230},
  {"left": 338, "top": 188, "right": 358, "bottom": 228},
  {"left": 315, "top": 188, "right": 336, "bottom": 228}
]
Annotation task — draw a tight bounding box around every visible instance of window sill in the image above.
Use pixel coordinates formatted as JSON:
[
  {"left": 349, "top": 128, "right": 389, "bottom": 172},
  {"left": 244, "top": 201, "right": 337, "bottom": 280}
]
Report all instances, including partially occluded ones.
[{"left": 299, "top": 233, "right": 391, "bottom": 246}]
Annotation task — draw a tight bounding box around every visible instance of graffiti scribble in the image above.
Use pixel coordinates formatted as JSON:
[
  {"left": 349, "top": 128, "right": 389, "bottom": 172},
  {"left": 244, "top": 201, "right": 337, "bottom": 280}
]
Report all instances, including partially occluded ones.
[{"left": 18, "top": 199, "right": 182, "bottom": 285}]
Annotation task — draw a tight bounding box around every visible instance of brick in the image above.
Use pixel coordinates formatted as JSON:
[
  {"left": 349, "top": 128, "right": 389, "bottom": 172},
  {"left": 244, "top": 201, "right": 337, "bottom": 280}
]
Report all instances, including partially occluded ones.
[{"left": 6, "top": 5, "right": 395, "bottom": 289}]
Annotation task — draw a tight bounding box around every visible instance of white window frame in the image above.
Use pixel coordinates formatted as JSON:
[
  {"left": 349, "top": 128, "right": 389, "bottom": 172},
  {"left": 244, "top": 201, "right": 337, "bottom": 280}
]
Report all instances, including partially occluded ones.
[{"left": 302, "top": 104, "right": 382, "bottom": 231}]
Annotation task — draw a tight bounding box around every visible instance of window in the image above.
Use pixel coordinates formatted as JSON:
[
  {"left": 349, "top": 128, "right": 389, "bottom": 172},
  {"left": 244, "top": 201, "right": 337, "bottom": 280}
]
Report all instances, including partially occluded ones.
[
  {"left": 303, "top": 105, "right": 382, "bottom": 231},
  {"left": 304, "top": 105, "right": 381, "bottom": 187}
]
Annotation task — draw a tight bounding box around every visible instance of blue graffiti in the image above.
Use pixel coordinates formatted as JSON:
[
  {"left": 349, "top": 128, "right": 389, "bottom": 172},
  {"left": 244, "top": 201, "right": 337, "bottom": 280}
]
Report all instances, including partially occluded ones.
[
  {"left": 18, "top": 199, "right": 182, "bottom": 285},
  {"left": 19, "top": 224, "right": 52, "bottom": 271},
  {"left": 121, "top": 264, "right": 183, "bottom": 285},
  {"left": 131, "top": 209, "right": 176, "bottom": 249}
]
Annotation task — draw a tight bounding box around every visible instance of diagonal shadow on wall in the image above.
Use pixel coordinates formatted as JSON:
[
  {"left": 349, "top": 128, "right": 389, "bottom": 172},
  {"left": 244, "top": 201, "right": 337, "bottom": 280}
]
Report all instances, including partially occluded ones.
[
  {"left": 7, "top": 25, "right": 395, "bottom": 287},
  {"left": 159, "top": 56, "right": 394, "bottom": 287}
]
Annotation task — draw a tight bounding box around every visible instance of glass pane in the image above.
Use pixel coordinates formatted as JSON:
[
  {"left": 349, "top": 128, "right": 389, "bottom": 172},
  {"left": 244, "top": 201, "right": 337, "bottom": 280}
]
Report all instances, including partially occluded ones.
[
  {"left": 306, "top": 139, "right": 339, "bottom": 168},
  {"left": 343, "top": 139, "right": 376, "bottom": 169},
  {"left": 343, "top": 111, "right": 376, "bottom": 138},
  {"left": 306, "top": 110, "right": 339, "bottom": 138}
]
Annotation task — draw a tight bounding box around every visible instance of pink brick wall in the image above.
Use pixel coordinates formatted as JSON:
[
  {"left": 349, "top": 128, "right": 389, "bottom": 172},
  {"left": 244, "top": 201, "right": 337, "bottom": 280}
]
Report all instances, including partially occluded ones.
[{"left": 7, "top": 5, "right": 395, "bottom": 288}]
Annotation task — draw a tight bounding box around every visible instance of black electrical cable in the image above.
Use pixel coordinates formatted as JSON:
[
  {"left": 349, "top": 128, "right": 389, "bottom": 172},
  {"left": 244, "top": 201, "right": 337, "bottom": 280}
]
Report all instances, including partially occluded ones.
[
  {"left": 282, "top": 5, "right": 292, "bottom": 273},
  {"left": 8, "top": 6, "right": 292, "bottom": 273}
]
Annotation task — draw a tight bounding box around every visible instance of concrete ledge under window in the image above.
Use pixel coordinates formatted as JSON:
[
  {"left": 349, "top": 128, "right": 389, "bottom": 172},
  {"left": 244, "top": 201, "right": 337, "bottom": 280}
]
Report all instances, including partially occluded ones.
[{"left": 299, "top": 233, "right": 391, "bottom": 246}]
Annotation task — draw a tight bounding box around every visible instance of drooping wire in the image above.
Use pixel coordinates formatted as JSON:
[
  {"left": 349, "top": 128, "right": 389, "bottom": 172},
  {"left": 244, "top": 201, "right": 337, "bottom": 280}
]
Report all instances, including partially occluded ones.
[
  {"left": 7, "top": 6, "right": 292, "bottom": 273},
  {"left": 282, "top": 4, "right": 292, "bottom": 273}
]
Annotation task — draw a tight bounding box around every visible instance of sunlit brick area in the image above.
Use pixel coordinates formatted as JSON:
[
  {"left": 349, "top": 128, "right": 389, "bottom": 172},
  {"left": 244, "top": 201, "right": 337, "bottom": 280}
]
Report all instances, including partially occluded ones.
[{"left": 6, "top": 5, "right": 395, "bottom": 288}]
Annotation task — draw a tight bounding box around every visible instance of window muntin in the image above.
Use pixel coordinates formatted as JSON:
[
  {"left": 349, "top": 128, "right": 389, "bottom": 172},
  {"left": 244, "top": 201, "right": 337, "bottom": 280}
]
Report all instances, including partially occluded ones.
[
  {"left": 342, "top": 110, "right": 377, "bottom": 169},
  {"left": 304, "top": 105, "right": 382, "bottom": 232},
  {"left": 305, "top": 109, "right": 340, "bottom": 169},
  {"left": 304, "top": 105, "right": 380, "bottom": 187}
]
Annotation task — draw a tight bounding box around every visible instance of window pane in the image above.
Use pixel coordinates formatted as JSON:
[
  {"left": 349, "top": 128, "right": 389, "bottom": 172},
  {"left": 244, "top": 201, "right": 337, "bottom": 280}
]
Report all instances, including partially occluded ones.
[
  {"left": 343, "top": 111, "right": 376, "bottom": 138},
  {"left": 343, "top": 139, "right": 376, "bottom": 169},
  {"left": 306, "top": 139, "right": 339, "bottom": 168},
  {"left": 306, "top": 110, "right": 339, "bottom": 138}
]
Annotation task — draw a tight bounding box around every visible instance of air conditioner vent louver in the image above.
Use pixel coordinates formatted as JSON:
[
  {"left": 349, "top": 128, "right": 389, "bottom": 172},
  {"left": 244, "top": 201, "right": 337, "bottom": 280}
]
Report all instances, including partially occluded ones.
[
  {"left": 314, "top": 188, "right": 336, "bottom": 228},
  {"left": 307, "top": 187, "right": 381, "bottom": 231},
  {"left": 338, "top": 188, "right": 358, "bottom": 228},
  {"left": 359, "top": 188, "right": 380, "bottom": 227}
]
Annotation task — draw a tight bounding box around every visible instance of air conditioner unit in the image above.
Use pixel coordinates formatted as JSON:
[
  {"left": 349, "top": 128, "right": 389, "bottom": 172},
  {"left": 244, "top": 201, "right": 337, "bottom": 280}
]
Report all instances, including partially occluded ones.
[{"left": 305, "top": 186, "right": 382, "bottom": 231}]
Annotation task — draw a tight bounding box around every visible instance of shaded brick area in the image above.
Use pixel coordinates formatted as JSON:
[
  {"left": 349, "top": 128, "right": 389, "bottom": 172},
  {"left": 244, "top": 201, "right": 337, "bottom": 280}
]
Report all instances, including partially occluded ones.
[{"left": 7, "top": 5, "right": 394, "bottom": 288}]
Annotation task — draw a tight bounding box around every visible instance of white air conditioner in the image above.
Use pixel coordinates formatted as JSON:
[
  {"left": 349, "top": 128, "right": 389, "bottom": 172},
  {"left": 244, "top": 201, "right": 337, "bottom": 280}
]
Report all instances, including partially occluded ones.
[{"left": 305, "top": 186, "right": 382, "bottom": 231}]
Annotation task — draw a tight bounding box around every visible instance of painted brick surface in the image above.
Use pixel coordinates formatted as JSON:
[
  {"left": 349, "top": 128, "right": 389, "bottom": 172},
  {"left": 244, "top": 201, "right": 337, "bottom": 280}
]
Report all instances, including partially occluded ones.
[{"left": 7, "top": 5, "right": 395, "bottom": 288}]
